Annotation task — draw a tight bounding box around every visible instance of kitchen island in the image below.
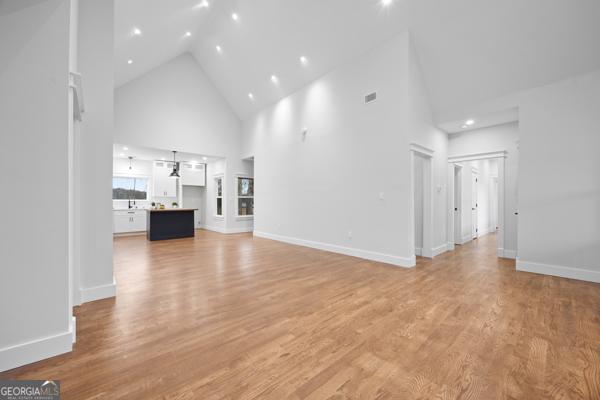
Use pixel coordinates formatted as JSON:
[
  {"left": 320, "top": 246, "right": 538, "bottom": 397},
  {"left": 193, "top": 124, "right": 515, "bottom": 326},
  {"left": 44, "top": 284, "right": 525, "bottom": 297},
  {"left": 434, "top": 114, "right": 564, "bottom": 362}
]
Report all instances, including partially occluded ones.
[{"left": 146, "top": 208, "right": 197, "bottom": 241}]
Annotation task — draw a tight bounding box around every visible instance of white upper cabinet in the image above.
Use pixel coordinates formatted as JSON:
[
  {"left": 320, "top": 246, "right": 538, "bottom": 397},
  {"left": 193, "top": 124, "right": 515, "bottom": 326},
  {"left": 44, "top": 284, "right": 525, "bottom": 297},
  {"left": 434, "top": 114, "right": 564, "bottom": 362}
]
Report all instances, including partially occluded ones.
[
  {"left": 153, "top": 161, "right": 178, "bottom": 197},
  {"left": 181, "top": 163, "right": 206, "bottom": 187}
]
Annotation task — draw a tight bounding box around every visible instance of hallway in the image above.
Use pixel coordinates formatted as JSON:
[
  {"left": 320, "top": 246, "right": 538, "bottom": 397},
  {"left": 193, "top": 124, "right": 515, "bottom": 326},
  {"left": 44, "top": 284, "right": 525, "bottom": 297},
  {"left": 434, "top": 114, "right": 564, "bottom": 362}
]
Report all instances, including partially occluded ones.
[{"left": 2, "top": 231, "right": 599, "bottom": 399}]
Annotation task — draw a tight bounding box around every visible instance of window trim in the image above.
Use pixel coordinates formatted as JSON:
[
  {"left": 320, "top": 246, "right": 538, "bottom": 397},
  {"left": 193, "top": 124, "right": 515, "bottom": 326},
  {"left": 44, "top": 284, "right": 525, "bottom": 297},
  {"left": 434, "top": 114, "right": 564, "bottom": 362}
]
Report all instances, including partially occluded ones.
[
  {"left": 214, "top": 174, "right": 224, "bottom": 220},
  {"left": 235, "top": 174, "right": 254, "bottom": 219},
  {"left": 112, "top": 174, "right": 150, "bottom": 201}
]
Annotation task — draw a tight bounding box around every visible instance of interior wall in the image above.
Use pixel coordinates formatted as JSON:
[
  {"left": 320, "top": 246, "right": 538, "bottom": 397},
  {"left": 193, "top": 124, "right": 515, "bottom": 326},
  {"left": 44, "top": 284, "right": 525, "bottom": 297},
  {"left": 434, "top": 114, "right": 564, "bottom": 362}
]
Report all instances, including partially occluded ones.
[
  {"left": 517, "top": 69, "right": 600, "bottom": 282},
  {"left": 243, "top": 33, "right": 417, "bottom": 266},
  {"left": 114, "top": 53, "right": 251, "bottom": 233},
  {"left": 0, "top": 0, "right": 73, "bottom": 371},
  {"left": 407, "top": 37, "right": 449, "bottom": 255},
  {"left": 76, "top": 0, "right": 115, "bottom": 303},
  {"left": 448, "top": 122, "right": 519, "bottom": 256}
]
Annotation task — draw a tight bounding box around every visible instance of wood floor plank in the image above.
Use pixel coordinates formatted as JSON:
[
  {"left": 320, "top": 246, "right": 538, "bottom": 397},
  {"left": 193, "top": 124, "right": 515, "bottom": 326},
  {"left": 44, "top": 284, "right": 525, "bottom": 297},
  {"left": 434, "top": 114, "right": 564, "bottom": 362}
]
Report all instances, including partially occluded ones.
[{"left": 1, "top": 230, "right": 599, "bottom": 399}]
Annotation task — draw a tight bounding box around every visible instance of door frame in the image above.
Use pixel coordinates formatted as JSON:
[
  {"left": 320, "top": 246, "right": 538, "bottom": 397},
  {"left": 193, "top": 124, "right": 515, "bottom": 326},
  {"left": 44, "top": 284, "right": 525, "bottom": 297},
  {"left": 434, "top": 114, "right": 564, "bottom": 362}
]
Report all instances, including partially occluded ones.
[
  {"left": 409, "top": 143, "right": 434, "bottom": 258},
  {"left": 447, "top": 151, "right": 507, "bottom": 257}
]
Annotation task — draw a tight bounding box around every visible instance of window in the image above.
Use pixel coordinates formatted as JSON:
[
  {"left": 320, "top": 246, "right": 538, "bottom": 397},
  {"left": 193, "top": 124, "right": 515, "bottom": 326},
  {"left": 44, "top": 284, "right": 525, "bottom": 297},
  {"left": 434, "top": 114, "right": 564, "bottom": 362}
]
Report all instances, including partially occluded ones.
[
  {"left": 215, "top": 176, "right": 223, "bottom": 217},
  {"left": 112, "top": 176, "right": 148, "bottom": 200},
  {"left": 237, "top": 177, "right": 254, "bottom": 216}
]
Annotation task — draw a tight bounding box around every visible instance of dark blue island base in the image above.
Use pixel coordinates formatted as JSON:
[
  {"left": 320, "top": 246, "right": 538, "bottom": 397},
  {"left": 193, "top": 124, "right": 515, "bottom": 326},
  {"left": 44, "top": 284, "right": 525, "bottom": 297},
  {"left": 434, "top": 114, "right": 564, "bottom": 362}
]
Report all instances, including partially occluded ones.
[{"left": 146, "top": 209, "right": 197, "bottom": 241}]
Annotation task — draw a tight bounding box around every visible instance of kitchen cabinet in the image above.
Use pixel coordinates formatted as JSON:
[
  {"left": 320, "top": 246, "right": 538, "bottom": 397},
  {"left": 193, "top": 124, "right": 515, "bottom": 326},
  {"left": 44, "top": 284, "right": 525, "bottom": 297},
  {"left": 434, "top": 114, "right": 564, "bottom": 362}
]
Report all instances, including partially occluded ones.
[
  {"left": 180, "top": 163, "right": 206, "bottom": 186},
  {"left": 113, "top": 210, "right": 147, "bottom": 233},
  {"left": 153, "top": 161, "right": 177, "bottom": 197}
]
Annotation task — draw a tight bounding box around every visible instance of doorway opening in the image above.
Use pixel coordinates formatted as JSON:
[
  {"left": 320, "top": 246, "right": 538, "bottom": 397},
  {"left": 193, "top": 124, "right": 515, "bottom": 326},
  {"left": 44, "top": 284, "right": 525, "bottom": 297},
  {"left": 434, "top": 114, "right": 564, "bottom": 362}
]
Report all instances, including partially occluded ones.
[
  {"left": 410, "top": 143, "right": 434, "bottom": 259},
  {"left": 448, "top": 152, "right": 507, "bottom": 255}
]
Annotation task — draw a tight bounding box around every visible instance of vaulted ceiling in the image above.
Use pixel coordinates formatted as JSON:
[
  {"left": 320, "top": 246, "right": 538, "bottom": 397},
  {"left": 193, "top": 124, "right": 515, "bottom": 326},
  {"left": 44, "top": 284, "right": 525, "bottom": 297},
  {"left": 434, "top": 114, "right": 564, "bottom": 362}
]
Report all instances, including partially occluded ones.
[{"left": 115, "top": 0, "right": 600, "bottom": 122}]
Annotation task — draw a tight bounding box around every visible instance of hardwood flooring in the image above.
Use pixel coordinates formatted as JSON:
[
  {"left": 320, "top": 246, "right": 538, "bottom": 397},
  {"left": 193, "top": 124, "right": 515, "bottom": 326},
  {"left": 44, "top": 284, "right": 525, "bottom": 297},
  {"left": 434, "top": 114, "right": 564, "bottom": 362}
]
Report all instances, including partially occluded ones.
[{"left": 2, "top": 231, "right": 600, "bottom": 399}]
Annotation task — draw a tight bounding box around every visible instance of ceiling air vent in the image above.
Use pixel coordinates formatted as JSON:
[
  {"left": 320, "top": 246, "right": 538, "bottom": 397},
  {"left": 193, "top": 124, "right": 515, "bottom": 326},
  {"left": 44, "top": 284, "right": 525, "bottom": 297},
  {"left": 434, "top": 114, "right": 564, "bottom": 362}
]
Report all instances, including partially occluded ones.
[{"left": 365, "top": 91, "right": 377, "bottom": 104}]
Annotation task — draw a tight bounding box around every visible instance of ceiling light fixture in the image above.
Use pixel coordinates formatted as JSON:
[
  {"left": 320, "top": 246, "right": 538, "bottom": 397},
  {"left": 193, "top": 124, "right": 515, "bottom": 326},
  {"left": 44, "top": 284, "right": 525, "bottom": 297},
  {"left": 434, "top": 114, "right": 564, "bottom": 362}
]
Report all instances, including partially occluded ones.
[
  {"left": 123, "top": 146, "right": 128, "bottom": 151},
  {"left": 248, "top": 93, "right": 254, "bottom": 100},
  {"left": 132, "top": 27, "right": 142, "bottom": 36},
  {"left": 216, "top": 45, "right": 222, "bottom": 53},
  {"left": 465, "top": 119, "right": 475, "bottom": 126},
  {"left": 461, "top": 124, "right": 468, "bottom": 129},
  {"left": 271, "top": 75, "right": 279, "bottom": 84},
  {"left": 184, "top": 31, "right": 192, "bottom": 38},
  {"left": 127, "top": 59, "right": 133, "bottom": 65},
  {"left": 128, "top": 156, "right": 134, "bottom": 170},
  {"left": 300, "top": 56, "right": 308, "bottom": 66},
  {"left": 169, "top": 151, "right": 180, "bottom": 178},
  {"left": 381, "top": 0, "right": 393, "bottom": 6},
  {"left": 231, "top": 12, "right": 239, "bottom": 21},
  {"left": 196, "top": 0, "right": 209, "bottom": 9},
  {"left": 203, "top": 157, "right": 208, "bottom": 161}
]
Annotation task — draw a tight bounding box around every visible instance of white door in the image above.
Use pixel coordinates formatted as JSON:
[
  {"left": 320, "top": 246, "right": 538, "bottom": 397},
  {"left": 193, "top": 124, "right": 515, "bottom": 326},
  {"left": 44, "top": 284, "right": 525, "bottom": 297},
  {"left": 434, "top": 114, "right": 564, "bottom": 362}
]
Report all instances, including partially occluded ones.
[{"left": 471, "top": 172, "right": 478, "bottom": 239}]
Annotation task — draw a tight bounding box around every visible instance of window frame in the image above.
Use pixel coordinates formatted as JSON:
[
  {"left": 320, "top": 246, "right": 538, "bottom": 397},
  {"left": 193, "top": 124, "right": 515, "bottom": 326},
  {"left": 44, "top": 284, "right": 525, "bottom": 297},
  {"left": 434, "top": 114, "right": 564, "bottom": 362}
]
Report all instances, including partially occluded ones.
[
  {"left": 214, "top": 174, "right": 224, "bottom": 219},
  {"left": 235, "top": 175, "right": 254, "bottom": 219},
  {"left": 112, "top": 174, "right": 150, "bottom": 201}
]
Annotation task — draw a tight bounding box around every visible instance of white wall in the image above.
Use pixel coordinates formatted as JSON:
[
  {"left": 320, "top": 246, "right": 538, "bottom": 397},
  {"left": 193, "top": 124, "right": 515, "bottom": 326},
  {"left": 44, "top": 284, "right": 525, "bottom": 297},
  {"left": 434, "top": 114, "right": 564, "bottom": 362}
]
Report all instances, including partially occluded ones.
[
  {"left": 516, "top": 69, "right": 600, "bottom": 282},
  {"left": 75, "top": 0, "right": 115, "bottom": 304},
  {"left": 243, "top": 33, "right": 443, "bottom": 266},
  {"left": 449, "top": 122, "right": 519, "bottom": 255},
  {"left": 114, "top": 53, "right": 252, "bottom": 233},
  {"left": 407, "top": 37, "right": 449, "bottom": 255},
  {"left": 0, "top": 0, "right": 73, "bottom": 371}
]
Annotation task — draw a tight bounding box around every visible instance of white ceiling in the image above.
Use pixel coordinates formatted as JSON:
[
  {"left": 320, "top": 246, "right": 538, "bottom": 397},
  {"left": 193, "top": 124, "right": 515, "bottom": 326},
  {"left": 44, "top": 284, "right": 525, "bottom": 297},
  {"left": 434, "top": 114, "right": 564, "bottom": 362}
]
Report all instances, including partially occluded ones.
[
  {"left": 113, "top": 143, "right": 221, "bottom": 164},
  {"left": 115, "top": 0, "right": 600, "bottom": 123}
]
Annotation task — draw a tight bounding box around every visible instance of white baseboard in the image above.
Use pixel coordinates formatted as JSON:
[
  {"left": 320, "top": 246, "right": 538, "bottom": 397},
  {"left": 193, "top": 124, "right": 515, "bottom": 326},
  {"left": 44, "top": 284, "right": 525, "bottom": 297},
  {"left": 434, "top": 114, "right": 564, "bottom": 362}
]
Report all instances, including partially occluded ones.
[
  {"left": 79, "top": 278, "right": 116, "bottom": 304},
  {"left": 415, "top": 247, "right": 422, "bottom": 256},
  {"left": 516, "top": 259, "right": 600, "bottom": 283},
  {"left": 0, "top": 330, "right": 73, "bottom": 372},
  {"left": 461, "top": 234, "right": 472, "bottom": 245},
  {"left": 497, "top": 248, "right": 517, "bottom": 259},
  {"left": 432, "top": 244, "right": 447, "bottom": 257},
  {"left": 253, "top": 231, "right": 415, "bottom": 268},
  {"left": 446, "top": 242, "right": 455, "bottom": 251},
  {"left": 201, "top": 225, "right": 253, "bottom": 234}
]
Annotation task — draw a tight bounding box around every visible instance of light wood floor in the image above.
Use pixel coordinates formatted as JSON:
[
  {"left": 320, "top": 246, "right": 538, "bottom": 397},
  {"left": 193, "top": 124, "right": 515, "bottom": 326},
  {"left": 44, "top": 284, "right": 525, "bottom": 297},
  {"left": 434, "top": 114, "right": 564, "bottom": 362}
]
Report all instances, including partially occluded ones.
[{"left": 3, "top": 231, "right": 600, "bottom": 399}]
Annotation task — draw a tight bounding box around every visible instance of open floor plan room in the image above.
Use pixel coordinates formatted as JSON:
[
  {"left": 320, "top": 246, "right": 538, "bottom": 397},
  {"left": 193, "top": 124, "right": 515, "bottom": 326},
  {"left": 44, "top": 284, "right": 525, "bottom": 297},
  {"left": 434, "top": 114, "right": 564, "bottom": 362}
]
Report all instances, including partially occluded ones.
[
  {"left": 1, "top": 0, "right": 600, "bottom": 398},
  {"left": 3, "top": 233, "right": 600, "bottom": 398}
]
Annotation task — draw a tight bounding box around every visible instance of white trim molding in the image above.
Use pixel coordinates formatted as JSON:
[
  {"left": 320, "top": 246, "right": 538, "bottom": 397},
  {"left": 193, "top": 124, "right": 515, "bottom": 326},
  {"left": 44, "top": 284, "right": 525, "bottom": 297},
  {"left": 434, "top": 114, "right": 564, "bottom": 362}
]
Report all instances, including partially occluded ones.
[
  {"left": 498, "top": 248, "right": 517, "bottom": 259},
  {"left": 254, "top": 231, "right": 416, "bottom": 268},
  {"left": 0, "top": 330, "right": 73, "bottom": 372},
  {"left": 448, "top": 150, "right": 507, "bottom": 163},
  {"left": 410, "top": 143, "right": 435, "bottom": 157},
  {"left": 79, "top": 278, "right": 116, "bottom": 304},
  {"left": 201, "top": 225, "right": 253, "bottom": 234},
  {"left": 517, "top": 259, "right": 600, "bottom": 283},
  {"left": 432, "top": 244, "right": 448, "bottom": 257}
]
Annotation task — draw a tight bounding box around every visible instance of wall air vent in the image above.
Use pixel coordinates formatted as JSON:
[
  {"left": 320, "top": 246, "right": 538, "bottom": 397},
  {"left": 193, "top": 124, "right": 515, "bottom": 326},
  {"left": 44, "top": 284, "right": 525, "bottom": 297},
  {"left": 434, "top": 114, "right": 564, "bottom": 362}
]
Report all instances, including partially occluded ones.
[{"left": 364, "top": 91, "right": 377, "bottom": 104}]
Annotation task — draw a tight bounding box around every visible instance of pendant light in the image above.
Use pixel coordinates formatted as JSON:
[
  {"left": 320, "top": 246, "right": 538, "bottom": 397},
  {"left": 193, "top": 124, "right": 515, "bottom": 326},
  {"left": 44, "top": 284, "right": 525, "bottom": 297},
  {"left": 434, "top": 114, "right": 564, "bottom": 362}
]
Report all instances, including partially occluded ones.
[
  {"left": 128, "top": 156, "right": 134, "bottom": 170},
  {"left": 169, "top": 150, "right": 180, "bottom": 178}
]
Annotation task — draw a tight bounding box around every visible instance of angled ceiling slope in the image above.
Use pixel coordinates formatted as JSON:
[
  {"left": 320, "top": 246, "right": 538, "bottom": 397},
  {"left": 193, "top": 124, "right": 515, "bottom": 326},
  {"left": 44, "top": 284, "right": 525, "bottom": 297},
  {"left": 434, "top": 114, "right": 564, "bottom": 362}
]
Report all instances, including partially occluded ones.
[{"left": 116, "top": 0, "right": 600, "bottom": 122}]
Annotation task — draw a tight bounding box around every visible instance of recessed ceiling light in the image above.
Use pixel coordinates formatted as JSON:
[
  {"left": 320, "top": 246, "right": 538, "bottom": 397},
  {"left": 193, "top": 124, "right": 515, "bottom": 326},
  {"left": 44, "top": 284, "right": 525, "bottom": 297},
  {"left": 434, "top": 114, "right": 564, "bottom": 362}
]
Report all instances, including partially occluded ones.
[
  {"left": 381, "top": 0, "right": 393, "bottom": 6},
  {"left": 300, "top": 56, "right": 308, "bottom": 66},
  {"left": 123, "top": 147, "right": 128, "bottom": 151},
  {"left": 119, "top": 153, "right": 125, "bottom": 157},
  {"left": 465, "top": 119, "right": 475, "bottom": 126},
  {"left": 231, "top": 12, "right": 239, "bottom": 21},
  {"left": 271, "top": 75, "right": 279, "bottom": 84},
  {"left": 132, "top": 27, "right": 142, "bottom": 36},
  {"left": 461, "top": 124, "right": 468, "bottom": 129},
  {"left": 195, "top": 0, "right": 209, "bottom": 9},
  {"left": 248, "top": 93, "right": 254, "bottom": 100},
  {"left": 127, "top": 59, "right": 133, "bottom": 64},
  {"left": 184, "top": 31, "right": 192, "bottom": 38},
  {"left": 161, "top": 157, "right": 166, "bottom": 161},
  {"left": 203, "top": 156, "right": 208, "bottom": 161},
  {"left": 215, "top": 45, "right": 222, "bottom": 53}
]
